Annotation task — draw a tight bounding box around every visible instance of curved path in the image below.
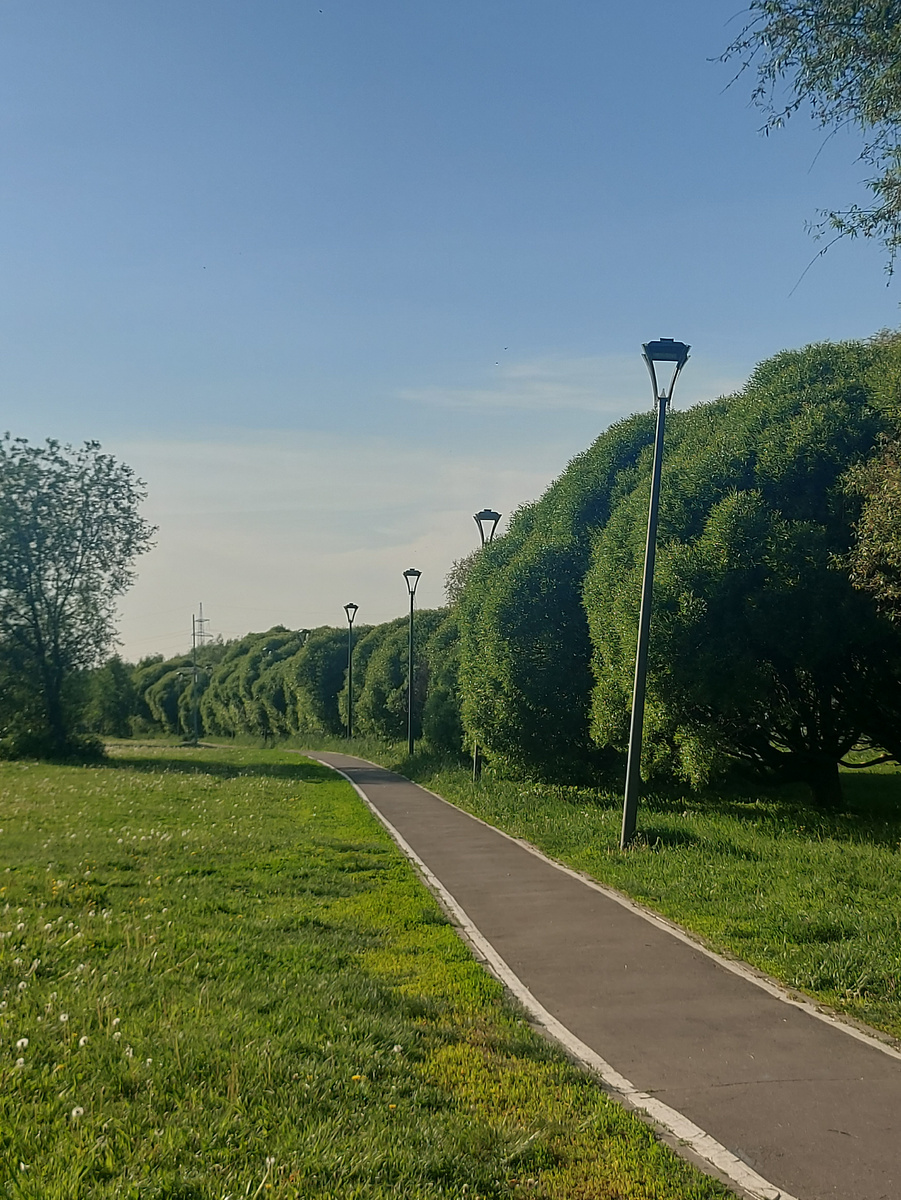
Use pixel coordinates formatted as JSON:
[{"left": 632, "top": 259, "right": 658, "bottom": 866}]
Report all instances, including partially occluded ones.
[{"left": 309, "top": 751, "right": 901, "bottom": 1200}]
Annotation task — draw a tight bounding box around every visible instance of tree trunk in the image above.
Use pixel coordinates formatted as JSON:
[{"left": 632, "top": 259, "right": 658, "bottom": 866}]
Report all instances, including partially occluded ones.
[
  {"left": 805, "top": 756, "right": 844, "bottom": 809},
  {"left": 42, "top": 660, "right": 68, "bottom": 758}
]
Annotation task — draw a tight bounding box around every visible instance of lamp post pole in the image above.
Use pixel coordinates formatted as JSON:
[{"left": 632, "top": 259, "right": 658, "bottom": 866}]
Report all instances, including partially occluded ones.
[
  {"left": 403, "top": 569, "right": 421, "bottom": 756},
  {"left": 343, "top": 602, "right": 358, "bottom": 739},
  {"left": 621, "top": 339, "right": 690, "bottom": 849},
  {"left": 471, "top": 509, "right": 502, "bottom": 780}
]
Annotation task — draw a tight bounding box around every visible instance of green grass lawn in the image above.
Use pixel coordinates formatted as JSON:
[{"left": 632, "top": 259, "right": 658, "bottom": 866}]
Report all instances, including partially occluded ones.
[
  {"left": 0, "top": 744, "right": 733, "bottom": 1199},
  {"left": 308, "top": 736, "right": 901, "bottom": 1042}
]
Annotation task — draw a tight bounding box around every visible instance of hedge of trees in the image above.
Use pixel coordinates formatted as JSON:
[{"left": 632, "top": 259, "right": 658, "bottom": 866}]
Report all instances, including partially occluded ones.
[
  {"left": 89, "top": 334, "right": 901, "bottom": 807},
  {"left": 94, "top": 609, "right": 463, "bottom": 754}
]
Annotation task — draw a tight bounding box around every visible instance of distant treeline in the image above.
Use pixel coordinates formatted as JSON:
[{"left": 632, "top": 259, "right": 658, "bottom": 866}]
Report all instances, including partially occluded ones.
[
  {"left": 89, "top": 610, "right": 462, "bottom": 753},
  {"left": 88, "top": 335, "right": 901, "bottom": 808}
]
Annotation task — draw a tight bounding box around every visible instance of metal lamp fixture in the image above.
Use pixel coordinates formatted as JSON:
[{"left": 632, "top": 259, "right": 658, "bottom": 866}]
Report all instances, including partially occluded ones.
[
  {"left": 643, "top": 338, "right": 690, "bottom": 402},
  {"left": 473, "top": 508, "right": 502, "bottom": 546},
  {"left": 403, "top": 569, "right": 421, "bottom": 755},
  {"left": 343, "top": 603, "right": 358, "bottom": 739},
  {"left": 620, "top": 338, "right": 690, "bottom": 849}
]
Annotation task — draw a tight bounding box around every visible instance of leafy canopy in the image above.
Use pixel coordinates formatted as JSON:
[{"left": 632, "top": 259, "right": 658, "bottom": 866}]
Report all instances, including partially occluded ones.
[{"left": 586, "top": 337, "right": 898, "bottom": 804}]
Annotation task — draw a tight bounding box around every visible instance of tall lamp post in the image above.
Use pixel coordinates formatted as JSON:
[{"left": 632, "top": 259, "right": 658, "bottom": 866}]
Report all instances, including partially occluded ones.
[
  {"left": 343, "top": 602, "right": 358, "bottom": 739},
  {"left": 621, "top": 338, "right": 690, "bottom": 849},
  {"left": 403, "top": 568, "right": 421, "bottom": 756},
  {"left": 471, "top": 509, "right": 502, "bottom": 780}
]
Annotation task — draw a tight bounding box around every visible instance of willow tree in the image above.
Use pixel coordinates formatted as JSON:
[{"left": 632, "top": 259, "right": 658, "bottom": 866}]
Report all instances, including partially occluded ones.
[{"left": 724, "top": 0, "right": 901, "bottom": 264}]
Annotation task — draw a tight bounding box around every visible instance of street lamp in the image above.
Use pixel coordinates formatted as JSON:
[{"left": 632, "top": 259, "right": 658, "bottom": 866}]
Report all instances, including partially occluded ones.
[
  {"left": 403, "top": 568, "right": 421, "bottom": 756},
  {"left": 343, "top": 602, "right": 358, "bottom": 739},
  {"left": 621, "top": 338, "right": 690, "bottom": 849},
  {"left": 471, "top": 508, "right": 502, "bottom": 780},
  {"left": 473, "top": 508, "right": 502, "bottom": 546}
]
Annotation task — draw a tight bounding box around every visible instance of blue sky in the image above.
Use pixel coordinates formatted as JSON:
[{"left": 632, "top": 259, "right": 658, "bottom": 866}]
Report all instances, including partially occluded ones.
[{"left": 2, "top": 1, "right": 898, "bottom": 658}]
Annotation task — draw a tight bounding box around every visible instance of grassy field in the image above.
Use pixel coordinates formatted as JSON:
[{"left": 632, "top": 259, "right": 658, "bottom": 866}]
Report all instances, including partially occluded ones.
[
  {"left": 302, "top": 736, "right": 901, "bottom": 1042},
  {"left": 0, "top": 743, "right": 734, "bottom": 1199}
]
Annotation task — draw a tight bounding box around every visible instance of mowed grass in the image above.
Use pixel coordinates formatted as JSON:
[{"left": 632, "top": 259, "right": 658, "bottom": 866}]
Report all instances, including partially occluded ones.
[
  {"left": 311, "top": 737, "right": 901, "bottom": 1042},
  {"left": 0, "top": 744, "right": 734, "bottom": 1200}
]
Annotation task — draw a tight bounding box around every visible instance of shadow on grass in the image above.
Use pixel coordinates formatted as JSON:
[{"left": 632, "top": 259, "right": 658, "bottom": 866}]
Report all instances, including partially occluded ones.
[
  {"left": 637, "top": 768, "right": 901, "bottom": 850},
  {"left": 634, "top": 826, "right": 703, "bottom": 851},
  {"left": 103, "top": 744, "right": 336, "bottom": 787}
]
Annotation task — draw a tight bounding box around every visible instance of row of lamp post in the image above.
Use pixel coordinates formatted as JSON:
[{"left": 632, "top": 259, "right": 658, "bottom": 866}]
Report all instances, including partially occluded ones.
[
  {"left": 341, "top": 337, "right": 688, "bottom": 849},
  {"left": 341, "top": 508, "right": 503, "bottom": 761}
]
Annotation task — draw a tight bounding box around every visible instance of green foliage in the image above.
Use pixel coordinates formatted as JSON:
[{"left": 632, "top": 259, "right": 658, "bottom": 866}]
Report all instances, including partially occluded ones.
[
  {"left": 444, "top": 549, "right": 479, "bottom": 606},
  {"left": 586, "top": 338, "right": 899, "bottom": 804},
  {"left": 0, "top": 437, "right": 154, "bottom": 757},
  {"left": 847, "top": 436, "right": 901, "bottom": 614},
  {"left": 287, "top": 625, "right": 350, "bottom": 735},
  {"left": 422, "top": 611, "right": 464, "bottom": 755},
  {"left": 457, "top": 414, "right": 655, "bottom": 780},
  {"left": 142, "top": 660, "right": 192, "bottom": 736},
  {"left": 83, "top": 656, "right": 138, "bottom": 737},
  {"left": 844, "top": 335, "right": 901, "bottom": 615},
  {"left": 723, "top": 0, "right": 901, "bottom": 264},
  {"left": 356, "top": 611, "right": 445, "bottom": 742},
  {"left": 200, "top": 628, "right": 306, "bottom": 738}
]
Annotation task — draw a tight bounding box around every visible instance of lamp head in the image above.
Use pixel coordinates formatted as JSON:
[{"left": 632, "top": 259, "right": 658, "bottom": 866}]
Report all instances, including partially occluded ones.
[
  {"left": 344, "top": 602, "right": 358, "bottom": 625},
  {"left": 473, "top": 508, "right": 502, "bottom": 545},
  {"left": 403, "top": 568, "right": 421, "bottom": 597},
  {"left": 642, "top": 338, "right": 690, "bottom": 403}
]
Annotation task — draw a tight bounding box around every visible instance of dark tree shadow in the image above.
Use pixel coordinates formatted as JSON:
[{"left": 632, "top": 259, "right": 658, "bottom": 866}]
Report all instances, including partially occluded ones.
[{"left": 103, "top": 744, "right": 335, "bottom": 786}]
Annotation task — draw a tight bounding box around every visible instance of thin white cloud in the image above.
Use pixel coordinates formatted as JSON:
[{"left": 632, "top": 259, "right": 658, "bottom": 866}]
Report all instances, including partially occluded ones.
[{"left": 399, "top": 354, "right": 746, "bottom": 415}]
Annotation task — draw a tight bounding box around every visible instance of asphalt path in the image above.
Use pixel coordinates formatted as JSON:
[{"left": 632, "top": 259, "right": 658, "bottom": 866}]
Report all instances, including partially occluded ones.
[{"left": 308, "top": 751, "right": 901, "bottom": 1200}]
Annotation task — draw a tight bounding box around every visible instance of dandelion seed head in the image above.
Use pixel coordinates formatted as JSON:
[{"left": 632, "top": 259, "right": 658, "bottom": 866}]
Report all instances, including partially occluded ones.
[
  {"left": 58, "top": 1013, "right": 68, "bottom": 1023},
  {"left": 70, "top": 1106, "right": 84, "bottom": 1119},
  {"left": 15, "top": 1057, "right": 24, "bottom": 1068},
  {"left": 16, "top": 1038, "right": 28, "bottom": 1050},
  {"left": 79, "top": 1036, "right": 88, "bottom": 1047}
]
